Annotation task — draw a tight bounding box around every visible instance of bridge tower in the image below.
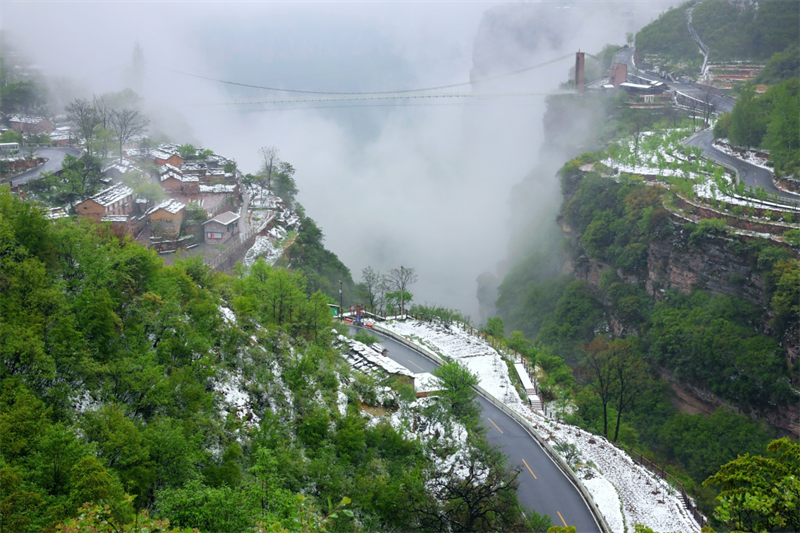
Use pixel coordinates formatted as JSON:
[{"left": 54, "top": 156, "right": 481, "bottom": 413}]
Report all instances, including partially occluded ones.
[{"left": 575, "top": 51, "right": 585, "bottom": 95}]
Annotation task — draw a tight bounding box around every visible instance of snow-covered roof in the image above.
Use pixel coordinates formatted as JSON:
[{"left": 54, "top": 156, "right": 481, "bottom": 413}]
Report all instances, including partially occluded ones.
[
  {"left": 203, "top": 211, "right": 240, "bottom": 226},
  {"left": 104, "top": 158, "right": 140, "bottom": 175},
  {"left": 620, "top": 82, "right": 654, "bottom": 90},
  {"left": 46, "top": 207, "right": 69, "bottom": 220},
  {"left": 199, "top": 184, "right": 236, "bottom": 193},
  {"left": 182, "top": 162, "right": 207, "bottom": 171},
  {"left": 101, "top": 215, "right": 130, "bottom": 223},
  {"left": 88, "top": 183, "right": 133, "bottom": 207},
  {"left": 151, "top": 149, "right": 180, "bottom": 161},
  {"left": 9, "top": 115, "right": 48, "bottom": 124},
  {"left": 146, "top": 199, "right": 184, "bottom": 215},
  {"left": 159, "top": 163, "right": 181, "bottom": 175}
]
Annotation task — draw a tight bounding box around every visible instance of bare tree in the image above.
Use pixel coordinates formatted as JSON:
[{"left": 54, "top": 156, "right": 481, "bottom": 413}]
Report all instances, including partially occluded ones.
[
  {"left": 109, "top": 108, "right": 149, "bottom": 162},
  {"left": 92, "top": 95, "right": 113, "bottom": 158},
  {"left": 359, "top": 266, "right": 382, "bottom": 310},
  {"left": 387, "top": 266, "right": 418, "bottom": 317},
  {"left": 700, "top": 85, "right": 716, "bottom": 128},
  {"left": 65, "top": 98, "right": 100, "bottom": 154},
  {"left": 93, "top": 95, "right": 112, "bottom": 130},
  {"left": 688, "top": 96, "right": 701, "bottom": 131},
  {"left": 259, "top": 146, "right": 280, "bottom": 190}
]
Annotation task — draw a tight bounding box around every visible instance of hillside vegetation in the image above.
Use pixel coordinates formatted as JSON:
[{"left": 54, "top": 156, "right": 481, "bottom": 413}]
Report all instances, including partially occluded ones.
[
  {"left": 714, "top": 79, "right": 800, "bottom": 176},
  {"left": 492, "top": 92, "right": 799, "bottom": 520},
  {"left": 635, "top": 0, "right": 800, "bottom": 68},
  {"left": 0, "top": 187, "right": 546, "bottom": 533}
]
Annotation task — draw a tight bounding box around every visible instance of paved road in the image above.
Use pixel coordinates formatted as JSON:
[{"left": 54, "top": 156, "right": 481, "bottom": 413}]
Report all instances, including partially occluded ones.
[
  {"left": 613, "top": 48, "right": 734, "bottom": 113},
  {"left": 612, "top": 50, "right": 800, "bottom": 202},
  {"left": 355, "top": 326, "right": 602, "bottom": 531},
  {"left": 684, "top": 130, "right": 791, "bottom": 196},
  {"left": 10, "top": 147, "right": 81, "bottom": 186}
]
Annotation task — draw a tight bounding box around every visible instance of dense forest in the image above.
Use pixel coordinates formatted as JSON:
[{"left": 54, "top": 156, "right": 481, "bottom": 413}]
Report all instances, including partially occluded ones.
[
  {"left": 0, "top": 187, "right": 551, "bottom": 532},
  {"left": 635, "top": 0, "right": 800, "bottom": 65}
]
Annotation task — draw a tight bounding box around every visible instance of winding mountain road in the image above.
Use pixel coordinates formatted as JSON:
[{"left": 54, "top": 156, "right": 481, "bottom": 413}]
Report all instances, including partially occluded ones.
[
  {"left": 358, "top": 326, "right": 602, "bottom": 531},
  {"left": 9, "top": 147, "right": 81, "bottom": 186},
  {"left": 684, "top": 130, "right": 799, "bottom": 200}
]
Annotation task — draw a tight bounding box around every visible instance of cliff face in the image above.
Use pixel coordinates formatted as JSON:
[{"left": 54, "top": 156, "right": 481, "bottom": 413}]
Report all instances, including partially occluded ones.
[
  {"left": 563, "top": 211, "right": 800, "bottom": 436},
  {"left": 644, "top": 231, "right": 768, "bottom": 308}
]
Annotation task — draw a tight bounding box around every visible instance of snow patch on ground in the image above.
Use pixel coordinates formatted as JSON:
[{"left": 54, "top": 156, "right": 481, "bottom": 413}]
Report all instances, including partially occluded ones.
[
  {"left": 216, "top": 370, "right": 261, "bottom": 428},
  {"left": 714, "top": 139, "right": 771, "bottom": 170},
  {"left": 244, "top": 235, "right": 283, "bottom": 267},
  {"left": 584, "top": 476, "right": 625, "bottom": 532}
]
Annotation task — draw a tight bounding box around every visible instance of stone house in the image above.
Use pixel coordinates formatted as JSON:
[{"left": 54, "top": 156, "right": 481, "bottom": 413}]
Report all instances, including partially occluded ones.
[
  {"left": 76, "top": 183, "right": 135, "bottom": 222},
  {"left": 150, "top": 149, "right": 185, "bottom": 168},
  {"left": 9, "top": 116, "right": 54, "bottom": 135},
  {"left": 203, "top": 211, "right": 240, "bottom": 244},
  {"left": 159, "top": 164, "right": 199, "bottom": 195},
  {"left": 146, "top": 199, "right": 185, "bottom": 239}
]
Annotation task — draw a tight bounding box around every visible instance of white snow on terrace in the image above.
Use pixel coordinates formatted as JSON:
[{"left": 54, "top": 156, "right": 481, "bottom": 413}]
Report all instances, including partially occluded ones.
[
  {"left": 382, "top": 319, "right": 701, "bottom": 533},
  {"left": 382, "top": 321, "right": 528, "bottom": 412},
  {"left": 414, "top": 372, "right": 444, "bottom": 395},
  {"left": 713, "top": 139, "right": 771, "bottom": 171},
  {"left": 694, "top": 181, "right": 800, "bottom": 214},
  {"left": 337, "top": 334, "right": 415, "bottom": 378},
  {"left": 244, "top": 235, "right": 283, "bottom": 267},
  {"left": 541, "top": 421, "right": 699, "bottom": 532}
]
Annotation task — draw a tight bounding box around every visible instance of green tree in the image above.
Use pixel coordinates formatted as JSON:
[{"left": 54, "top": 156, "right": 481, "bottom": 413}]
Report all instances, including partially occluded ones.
[
  {"left": 729, "top": 86, "right": 766, "bottom": 149},
  {"left": 704, "top": 438, "right": 800, "bottom": 533},
  {"left": 763, "top": 80, "right": 800, "bottom": 176},
  {"left": 483, "top": 317, "right": 505, "bottom": 339},
  {"left": 177, "top": 144, "right": 197, "bottom": 160},
  {"left": 273, "top": 162, "right": 298, "bottom": 205},
  {"left": 432, "top": 361, "right": 480, "bottom": 428}
]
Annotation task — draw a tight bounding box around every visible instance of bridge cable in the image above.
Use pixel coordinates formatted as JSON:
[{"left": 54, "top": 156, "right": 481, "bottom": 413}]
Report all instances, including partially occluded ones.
[{"left": 167, "top": 52, "right": 574, "bottom": 97}]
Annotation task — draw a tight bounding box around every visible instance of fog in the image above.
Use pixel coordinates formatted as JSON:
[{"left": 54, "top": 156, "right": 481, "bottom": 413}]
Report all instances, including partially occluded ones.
[{"left": 3, "top": 1, "right": 676, "bottom": 320}]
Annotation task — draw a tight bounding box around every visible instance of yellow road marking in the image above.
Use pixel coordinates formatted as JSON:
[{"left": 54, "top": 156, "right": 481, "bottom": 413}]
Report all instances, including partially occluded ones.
[
  {"left": 406, "top": 359, "right": 424, "bottom": 371},
  {"left": 557, "top": 511, "right": 567, "bottom": 527},
  {"left": 521, "top": 458, "right": 537, "bottom": 479},
  {"left": 487, "top": 418, "right": 503, "bottom": 434}
]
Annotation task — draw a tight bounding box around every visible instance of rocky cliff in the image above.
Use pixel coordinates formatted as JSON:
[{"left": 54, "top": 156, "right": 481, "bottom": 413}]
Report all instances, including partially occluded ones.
[{"left": 562, "top": 192, "right": 800, "bottom": 436}]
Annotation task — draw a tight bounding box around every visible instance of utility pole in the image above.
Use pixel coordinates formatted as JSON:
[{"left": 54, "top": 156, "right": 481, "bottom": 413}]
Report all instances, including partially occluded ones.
[
  {"left": 400, "top": 266, "right": 405, "bottom": 318},
  {"left": 339, "top": 280, "right": 343, "bottom": 321}
]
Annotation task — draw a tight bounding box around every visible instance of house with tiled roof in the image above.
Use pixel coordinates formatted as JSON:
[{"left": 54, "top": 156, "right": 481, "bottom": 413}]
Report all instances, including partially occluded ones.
[
  {"left": 9, "top": 116, "right": 53, "bottom": 135},
  {"left": 203, "top": 211, "right": 240, "bottom": 244},
  {"left": 149, "top": 149, "right": 184, "bottom": 168},
  {"left": 146, "top": 199, "right": 185, "bottom": 239},
  {"left": 103, "top": 158, "right": 143, "bottom": 180},
  {"left": 76, "top": 183, "right": 135, "bottom": 222},
  {"left": 159, "top": 164, "right": 199, "bottom": 195}
]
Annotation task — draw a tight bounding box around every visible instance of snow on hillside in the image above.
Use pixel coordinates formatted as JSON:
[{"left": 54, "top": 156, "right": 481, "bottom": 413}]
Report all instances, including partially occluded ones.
[{"left": 381, "top": 319, "right": 701, "bottom": 533}]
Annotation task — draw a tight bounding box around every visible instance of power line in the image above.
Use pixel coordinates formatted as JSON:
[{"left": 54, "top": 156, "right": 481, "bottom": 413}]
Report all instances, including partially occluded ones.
[{"left": 166, "top": 52, "right": 574, "bottom": 97}]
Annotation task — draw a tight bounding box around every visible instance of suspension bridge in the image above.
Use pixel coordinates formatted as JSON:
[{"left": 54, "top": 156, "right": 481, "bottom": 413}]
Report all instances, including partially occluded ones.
[{"left": 173, "top": 51, "right": 601, "bottom": 109}]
